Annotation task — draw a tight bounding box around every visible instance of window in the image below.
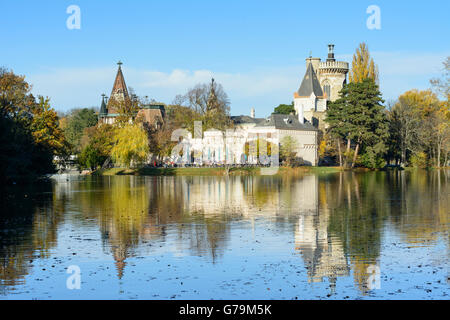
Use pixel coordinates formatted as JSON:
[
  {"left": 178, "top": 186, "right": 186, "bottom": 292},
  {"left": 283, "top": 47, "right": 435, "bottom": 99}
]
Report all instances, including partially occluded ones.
[{"left": 323, "top": 84, "right": 331, "bottom": 100}]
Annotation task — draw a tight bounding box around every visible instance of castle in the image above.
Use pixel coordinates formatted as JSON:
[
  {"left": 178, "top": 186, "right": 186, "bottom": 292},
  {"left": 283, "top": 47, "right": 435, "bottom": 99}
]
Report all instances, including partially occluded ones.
[
  {"left": 294, "top": 44, "right": 349, "bottom": 130},
  {"left": 97, "top": 45, "right": 348, "bottom": 166}
]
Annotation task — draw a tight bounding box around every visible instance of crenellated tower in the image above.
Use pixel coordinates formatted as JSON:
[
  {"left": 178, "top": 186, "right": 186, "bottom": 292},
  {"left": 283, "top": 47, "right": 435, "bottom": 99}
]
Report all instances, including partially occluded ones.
[
  {"left": 317, "top": 44, "right": 349, "bottom": 102},
  {"left": 294, "top": 44, "right": 349, "bottom": 131}
]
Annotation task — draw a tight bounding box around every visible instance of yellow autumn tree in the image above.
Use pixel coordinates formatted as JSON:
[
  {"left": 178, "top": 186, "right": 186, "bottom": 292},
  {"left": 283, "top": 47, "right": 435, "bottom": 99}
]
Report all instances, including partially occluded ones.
[
  {"left": 31, "top": 96, "right": 68, "bottom": 156},
  {"left": 349, "top": 43, "right": 379, "bottom": 84},
  {"left": 111, "top": 123, "right": 149, "bottom": 168}
]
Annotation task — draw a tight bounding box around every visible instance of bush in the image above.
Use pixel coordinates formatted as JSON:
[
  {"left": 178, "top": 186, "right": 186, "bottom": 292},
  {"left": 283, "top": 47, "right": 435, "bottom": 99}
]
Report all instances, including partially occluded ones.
[{"left": 410, "top": 152, "right": 428, "bottom": 168}]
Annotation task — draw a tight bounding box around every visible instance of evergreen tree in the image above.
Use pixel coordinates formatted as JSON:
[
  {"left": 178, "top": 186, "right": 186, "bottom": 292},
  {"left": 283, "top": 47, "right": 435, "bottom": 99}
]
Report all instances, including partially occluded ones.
[{"left": 326, "top": 79, "right": 388, "bottom": 168}]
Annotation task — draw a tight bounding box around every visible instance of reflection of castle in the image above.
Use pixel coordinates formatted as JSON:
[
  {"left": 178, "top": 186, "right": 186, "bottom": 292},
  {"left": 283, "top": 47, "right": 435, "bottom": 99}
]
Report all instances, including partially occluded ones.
[
  {"left": 179, "top": 175, "right": 319, "bottom": 217},
  {"left": 295, "top": 212, "right": 350, "bottom": 285}
]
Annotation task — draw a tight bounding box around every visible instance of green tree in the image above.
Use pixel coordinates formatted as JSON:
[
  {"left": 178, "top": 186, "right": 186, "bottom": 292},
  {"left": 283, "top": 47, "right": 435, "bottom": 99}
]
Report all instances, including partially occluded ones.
[
  {"left": 78, "top": 144, "right": 104, "bottom": 170},
  {"left": 326, "top": 79, "right": 388, "bottom": 168},
  {"left": 279, "top": 135, "right": 297, "bottom": 167},
  {"left": 111, "top": 123, "right": 150, "bottom": 168},
  {"left": 78, "top": 124, "right": 116, "bottom": 170},
  {"left": 64, "top": 108, "right": 98, "bottom": 152},
  {"left": 274, "top": 102, "right": 295, "bottom": 115}
]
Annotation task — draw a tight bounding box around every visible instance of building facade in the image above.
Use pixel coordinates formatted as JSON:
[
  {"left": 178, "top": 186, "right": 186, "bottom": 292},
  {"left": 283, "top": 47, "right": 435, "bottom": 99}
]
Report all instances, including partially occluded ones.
[
  {"left": 98, "top": 61, "right": 165, "bottom": 127},
  {"left": 294, "top": 44, "right": 349, "bottom": 130}
]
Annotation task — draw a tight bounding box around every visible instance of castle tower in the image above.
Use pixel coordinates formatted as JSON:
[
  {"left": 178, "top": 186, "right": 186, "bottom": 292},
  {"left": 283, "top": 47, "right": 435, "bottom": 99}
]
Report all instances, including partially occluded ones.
[
  {"left": 293, "top": 45, "right": 349, "bottom": 130},
  {"left": 294, "top": 62, "right": 327, "bottom": 127},
  {"left": 317, "top": 44, "right": 349, "bottom": 102}
]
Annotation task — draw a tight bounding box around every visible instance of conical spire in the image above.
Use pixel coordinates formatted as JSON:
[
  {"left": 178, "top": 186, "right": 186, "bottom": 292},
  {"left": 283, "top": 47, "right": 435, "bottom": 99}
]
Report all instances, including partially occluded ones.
[
  {"left": 107, "top": 61, "right": 129, "bottom": 112},
  {"left": 297, "top": 63, "right": 324, "bottom": 98},
  {"left": 99, "top": 94, "right": 107, "bottom": 116}
]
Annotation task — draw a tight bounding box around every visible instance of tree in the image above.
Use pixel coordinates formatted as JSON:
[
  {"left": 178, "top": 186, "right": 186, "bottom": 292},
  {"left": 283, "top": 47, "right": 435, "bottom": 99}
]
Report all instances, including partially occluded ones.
[
  {"left": 349, "top": 43, "right": 379, "bottom": 84},
  {"left": 326, "top": 79, "right": 388, "bottom": 168},
  {"left": 108, "top": 95, "right": 141, "bottom": 126},
  {"left": 280, "top": 136, "right": 297, "bottom": 167},
  {"left": 64, "top": 107, "right": 98, "bottom": 152},
  {"left": 174, "top": 79, "right": 231, "bottom": 131},
  {"left": 78, "top": 144, "right": 104, "bottom": 171},
  {"left": 0, "top": 68, "right": 55, "bottom": 182},
  {"left": 430, "top": 56, "right": 449, "bottom": 99},
  {"left": 31, "top": 96, "right": 68, "bottom": 156},
  {"left": 274, "top": 102, "right": 295, "bottom": 115},
  {"left": 78, "top": 124, "right": 116, "bottom": 170},
  {"left": 387, "top": 89, "right": 448, "bottom": 167},
  {"left": 111, "top": 123, "right": 150, "bottom": 168}
]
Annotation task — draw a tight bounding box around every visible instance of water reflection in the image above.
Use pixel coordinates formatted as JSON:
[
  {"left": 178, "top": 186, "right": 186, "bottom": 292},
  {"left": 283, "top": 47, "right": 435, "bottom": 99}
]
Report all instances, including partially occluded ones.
[{"left": 0, "top": 170, "right": 448, "bottom": 298}]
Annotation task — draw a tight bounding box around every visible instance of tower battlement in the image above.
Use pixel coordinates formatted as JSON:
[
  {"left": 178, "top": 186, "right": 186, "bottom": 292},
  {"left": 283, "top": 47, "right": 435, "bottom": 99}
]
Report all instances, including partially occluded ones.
[{"left": 319, "top": 61, "right": 349, "bottom": 74}]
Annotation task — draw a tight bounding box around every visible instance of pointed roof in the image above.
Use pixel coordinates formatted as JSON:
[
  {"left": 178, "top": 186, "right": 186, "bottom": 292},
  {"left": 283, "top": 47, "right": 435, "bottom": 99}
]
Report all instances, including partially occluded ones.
[
  {"left": 99, "top": 94, "right": 107, "bottom": 116},
  {"left": 107, "top": 61, "right": 129, "bottom": 110},
  {"left": 297, "top": 63, "right": 324, "bottom": 97}
]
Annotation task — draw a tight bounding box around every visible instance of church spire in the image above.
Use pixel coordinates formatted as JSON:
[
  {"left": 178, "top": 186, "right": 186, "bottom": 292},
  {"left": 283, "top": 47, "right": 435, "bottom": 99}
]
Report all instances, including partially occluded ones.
[{"left": 107, "top": 61, "right": 129, "bottom": 112}]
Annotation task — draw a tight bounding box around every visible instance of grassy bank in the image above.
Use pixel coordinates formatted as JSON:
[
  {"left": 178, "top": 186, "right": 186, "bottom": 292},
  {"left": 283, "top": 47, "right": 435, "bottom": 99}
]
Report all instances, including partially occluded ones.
[{"left": 93, "top": 166, "right": 344, "bottom": 177}]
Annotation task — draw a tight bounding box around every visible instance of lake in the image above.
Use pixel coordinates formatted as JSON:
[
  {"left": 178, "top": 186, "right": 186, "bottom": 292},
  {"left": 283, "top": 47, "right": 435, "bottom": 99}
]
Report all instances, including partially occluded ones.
[{"left": 0, "top": 170, "right": 448, "bottom": 299}]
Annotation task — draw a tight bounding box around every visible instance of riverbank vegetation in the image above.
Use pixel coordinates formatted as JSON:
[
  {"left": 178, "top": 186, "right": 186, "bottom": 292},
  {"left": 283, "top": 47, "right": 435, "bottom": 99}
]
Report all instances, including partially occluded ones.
[
  {"left": 0, "top": 68, "right": 69, "bottom": 183},
  {"left": 321, "top": 44, "right": 449, "bottom": 169}
]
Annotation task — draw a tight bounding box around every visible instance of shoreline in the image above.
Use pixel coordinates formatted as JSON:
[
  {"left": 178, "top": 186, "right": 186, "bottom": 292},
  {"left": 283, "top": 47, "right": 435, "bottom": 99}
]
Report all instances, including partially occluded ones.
[
  {"left": 92, "top": 166, "right": 404, "bottom": 177},
  {"left": 92, "top": 166, "right": 449, "bottom": 177}
]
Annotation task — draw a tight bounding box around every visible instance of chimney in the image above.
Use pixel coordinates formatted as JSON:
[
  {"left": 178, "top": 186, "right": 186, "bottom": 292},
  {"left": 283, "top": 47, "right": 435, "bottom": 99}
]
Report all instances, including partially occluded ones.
[
  {"left": 327, "top": 44, "right": 336, "bottom": 62},
  {"left": 250, "top": 107, "right": 255, "bottom": 118},
  {"left": 297, "top": 102, "right": 304, "bottom": 124}
]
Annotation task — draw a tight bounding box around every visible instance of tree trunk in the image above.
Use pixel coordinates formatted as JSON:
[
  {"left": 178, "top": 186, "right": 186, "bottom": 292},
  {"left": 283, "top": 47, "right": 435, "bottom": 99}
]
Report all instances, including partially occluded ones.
[
  {"left": 401, "top": 141, "right": 406, "bottom": 166},
  {"left": 437, "top": 141, "right": 441, "bottom": 168},
  {"left": 337, "top": 139, "right": 343, "bottom": 167},
  {"left": 351, "top": 143, "right": 360, "bottom": 168},
  {"left": 344, "top": 138, "right": 351, "bottom": 168}
]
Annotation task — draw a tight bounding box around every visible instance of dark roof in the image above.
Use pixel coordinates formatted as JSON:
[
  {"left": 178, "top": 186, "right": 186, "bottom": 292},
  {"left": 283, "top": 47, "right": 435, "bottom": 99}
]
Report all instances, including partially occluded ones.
[
  {"left": 231, "top": 115, "right": 264, "bottom": 125},
  {"left": 297, "top": 63, "right": 324, "bottom": 97},
  {"left": 256, "top": 114, "right": 318, "bottom": 131},
  {"left": 142, "top": 103, "right": 166, "bottom": 116},
  {"left": 99, "top": 96, "right": 107, "bottom": 116}
]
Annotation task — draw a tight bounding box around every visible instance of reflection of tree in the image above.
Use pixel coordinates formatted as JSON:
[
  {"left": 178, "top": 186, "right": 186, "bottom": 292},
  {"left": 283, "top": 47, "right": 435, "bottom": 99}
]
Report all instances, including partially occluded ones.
[
  {"left": 326, "top": 172, "right": 389, "bottom": 294},
  {"left": 390, "top": 170, "right": 449, "bottom": 244},
  {"left": 0, "top": 181, "right": 62, "bottom": 293},
  {"left": 74, "top": 176, "right": 151, "bottom": 279}
]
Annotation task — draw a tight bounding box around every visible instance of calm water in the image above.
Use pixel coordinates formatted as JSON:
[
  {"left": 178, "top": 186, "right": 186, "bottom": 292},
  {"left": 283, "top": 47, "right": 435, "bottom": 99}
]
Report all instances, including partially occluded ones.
[{"left": 0, "top": 171, "right": 448, "bottom": 300}]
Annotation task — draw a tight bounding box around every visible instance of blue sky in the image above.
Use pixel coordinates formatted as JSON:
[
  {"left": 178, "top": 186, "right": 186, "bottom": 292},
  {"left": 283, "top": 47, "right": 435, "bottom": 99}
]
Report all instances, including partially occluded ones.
[{"left": 1, "top": 0, "right": 449, "bottom": 116}]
